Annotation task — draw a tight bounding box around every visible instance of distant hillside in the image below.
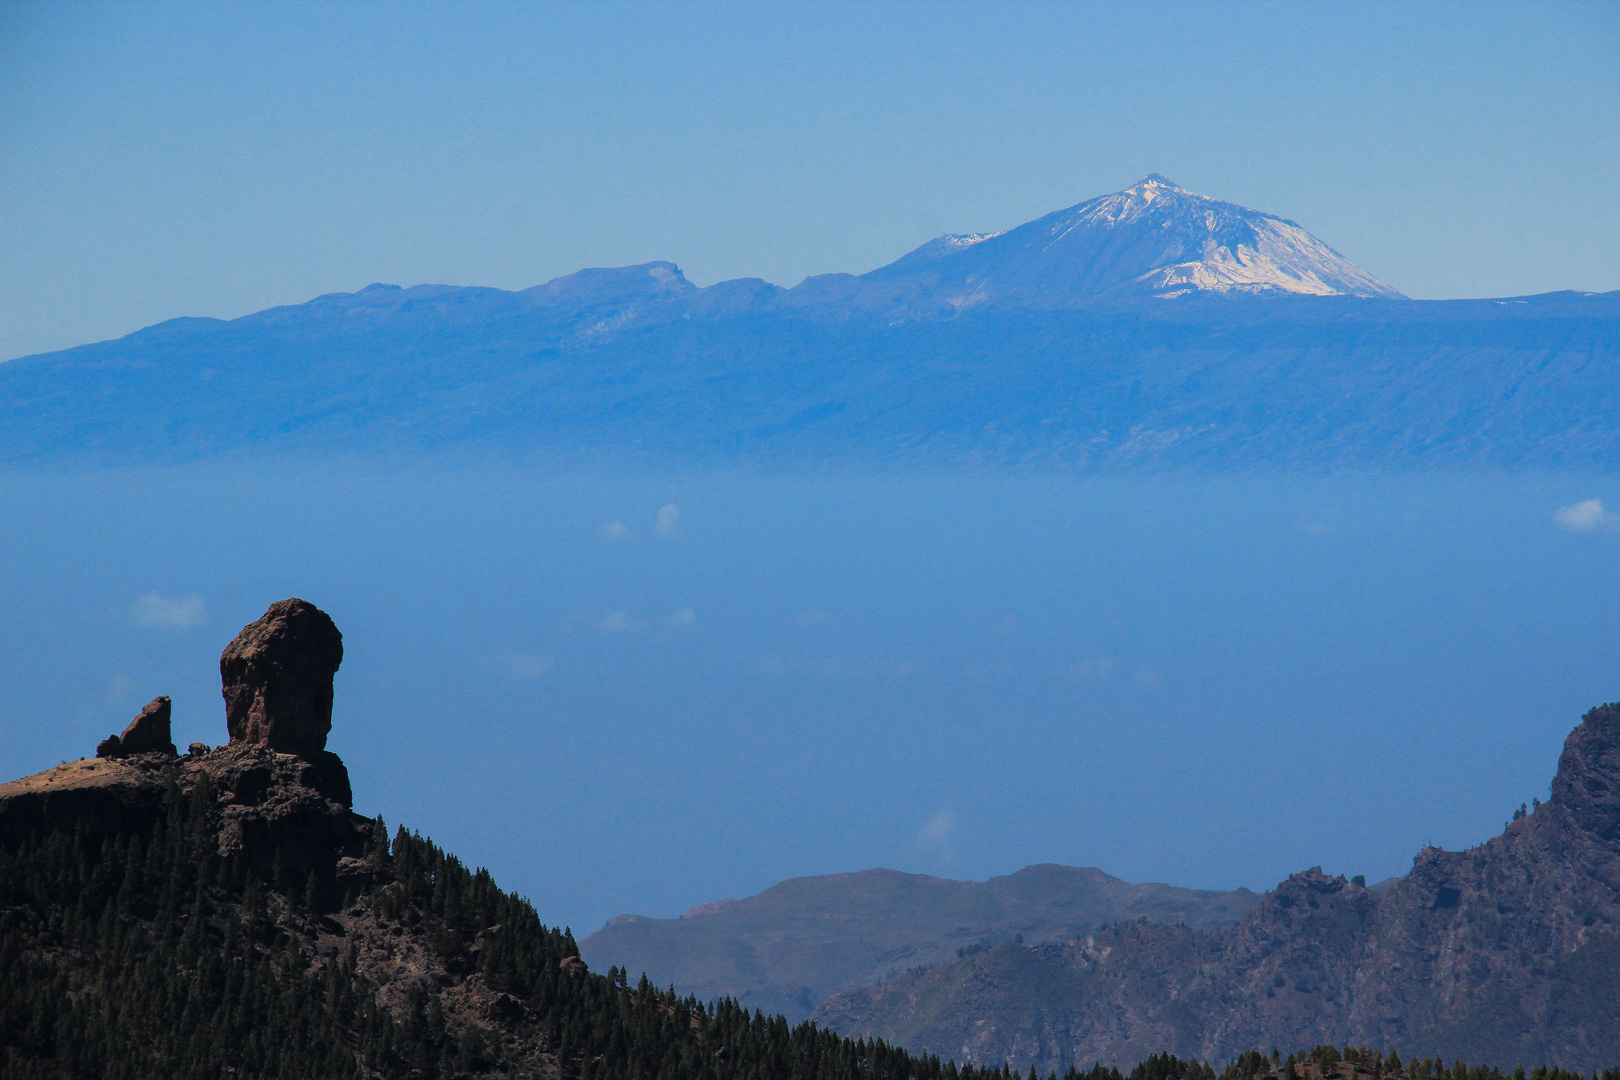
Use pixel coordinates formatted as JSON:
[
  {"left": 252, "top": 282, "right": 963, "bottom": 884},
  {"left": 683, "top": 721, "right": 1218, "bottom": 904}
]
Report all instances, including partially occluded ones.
[
  {"left": 812, "top": 705, "right": 1620, "bottom": 1074},
  {"left": 580, "top": 865, "right": 1259, "bottom": 1021},
  {"left": 3, "top": 176, "right": 1617, "bottom": 470}
]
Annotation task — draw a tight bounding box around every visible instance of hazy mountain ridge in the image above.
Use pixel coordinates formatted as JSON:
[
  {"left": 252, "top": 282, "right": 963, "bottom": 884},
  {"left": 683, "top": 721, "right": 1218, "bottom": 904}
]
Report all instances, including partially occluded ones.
[
  {"left": 810, "top": 706, "right": 1620, "bottom": 1073},
  {"left": 3, "top": 280, "right": 1616, "bottom": 469},
  {"left": 2, "top": 176, "right": 1617, "bottom": 469},
  {"left": 580, "top": 864, "right": 1260, "bottom": 1022}
]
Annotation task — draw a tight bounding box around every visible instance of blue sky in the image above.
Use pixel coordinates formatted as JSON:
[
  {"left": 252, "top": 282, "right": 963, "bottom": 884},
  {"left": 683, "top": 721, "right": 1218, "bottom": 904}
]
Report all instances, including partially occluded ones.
[
  {"left": 2, "top": 0, "right": 1617, "bottom": 360},
  {"left": 4, "top": 2, "right": 1620, "bottom": 935}
]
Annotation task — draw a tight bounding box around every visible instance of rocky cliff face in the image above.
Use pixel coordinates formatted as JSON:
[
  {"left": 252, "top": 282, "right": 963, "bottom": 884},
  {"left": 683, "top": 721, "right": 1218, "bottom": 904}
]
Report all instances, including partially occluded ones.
[{"left": 813, "top": 707, "right": 1620, "bottom": 1073}]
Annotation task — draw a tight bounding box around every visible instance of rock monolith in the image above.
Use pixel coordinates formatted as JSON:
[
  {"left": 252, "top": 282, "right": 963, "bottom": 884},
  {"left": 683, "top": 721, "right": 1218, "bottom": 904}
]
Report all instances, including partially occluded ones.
[{"left": 220, "top": 598, "right": 343, "bottom": 755}]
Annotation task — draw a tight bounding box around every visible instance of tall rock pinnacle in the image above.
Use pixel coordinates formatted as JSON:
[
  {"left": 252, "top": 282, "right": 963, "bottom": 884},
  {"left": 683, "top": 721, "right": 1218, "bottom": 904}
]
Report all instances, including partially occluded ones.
[{"left": 220, "top": 598, "right": 343, "bottom": 755}]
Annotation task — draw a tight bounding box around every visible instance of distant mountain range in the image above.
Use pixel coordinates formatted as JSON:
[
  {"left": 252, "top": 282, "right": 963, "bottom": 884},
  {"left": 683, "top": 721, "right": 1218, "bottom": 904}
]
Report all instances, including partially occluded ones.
[
  {"left": 579, "top": 864, "right": 1261, "bottom": 1023},
  {"left": 811, "top": 704, "right": 1620, "bottom": 1073},
  {"left": 3, "top": 175, "right": 1617, "bottom": 468}
]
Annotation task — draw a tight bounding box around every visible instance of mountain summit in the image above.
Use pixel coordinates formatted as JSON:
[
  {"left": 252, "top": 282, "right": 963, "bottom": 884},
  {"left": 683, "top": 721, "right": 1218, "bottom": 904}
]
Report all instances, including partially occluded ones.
[{"left": 861, "top": 174, "right": 1404, "bottom": 305}]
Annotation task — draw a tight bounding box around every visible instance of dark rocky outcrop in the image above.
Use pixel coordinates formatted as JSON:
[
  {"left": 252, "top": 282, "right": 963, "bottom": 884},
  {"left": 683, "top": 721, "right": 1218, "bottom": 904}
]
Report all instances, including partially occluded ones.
[
  {"left": 814, "top": 705, "right": 1620, "bottom": 1072},
  {"left": 121, "top": 694, "right": 176, "bottom": 755},
  {"left": 95, "top": 695, "right": 177, "bottom": 758},
  {"left": 0, "top": 741, "right": 364, "bottom": 902},
  {"left": 1552, "top": 702, "right": 1620, "bottom": 844},
  {"left": 4, "top": 597, "right": 355, "bottom": 893},
  {"left": 0, "top": 600, "right": 611, "bottom": 1079},
  {"left": 221, "top": 597, "right": 343, "bottom": 754}
]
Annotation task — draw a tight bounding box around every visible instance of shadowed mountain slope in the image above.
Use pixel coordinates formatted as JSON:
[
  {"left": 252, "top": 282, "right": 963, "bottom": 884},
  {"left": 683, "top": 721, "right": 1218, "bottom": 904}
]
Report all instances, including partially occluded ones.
[
  {"left": 581, "top": 865, "right": 1259, "bottom": 1022},
  {"left": 811, "top": 705, "right": 1620, "bottom": 1074}
]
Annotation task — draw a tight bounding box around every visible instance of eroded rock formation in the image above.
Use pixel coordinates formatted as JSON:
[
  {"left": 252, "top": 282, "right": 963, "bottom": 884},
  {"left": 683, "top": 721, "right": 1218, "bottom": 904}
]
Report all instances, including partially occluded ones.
[
  {"left": 220, "top": 598, "right": 344, "bottom": 754},
  {"left": 95, "top": 695, "right": 177, "bottom": 758},
  {"left": 7, "top": 598, "right": 357, "bottom": 890}
]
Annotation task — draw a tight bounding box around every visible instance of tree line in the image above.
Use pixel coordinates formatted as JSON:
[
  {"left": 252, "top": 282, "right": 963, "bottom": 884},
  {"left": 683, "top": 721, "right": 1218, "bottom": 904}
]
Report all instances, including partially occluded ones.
[{"left": 2, "top": 770, "right": 1617, "bottom": 1080}]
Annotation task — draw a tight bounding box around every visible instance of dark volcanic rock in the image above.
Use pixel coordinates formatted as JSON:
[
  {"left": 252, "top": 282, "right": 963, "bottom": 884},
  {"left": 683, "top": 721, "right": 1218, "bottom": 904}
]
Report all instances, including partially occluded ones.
[
  {"left": 119, "top": 695, "right": 177, "bottom": 755},
  {"left": 1552, "top": 701, "right": 1620, "bottom": 844},
  {"left": 221, "top": 598, "right": 343, "bottom": 754},
  {"left": 0, "top": 743, "right": 364, "bottom": 898},
  {"left": 814, "top": 705, "right": 1620, "bottom": 1072},
  {"left": 5, "top": 598, "right": 358, "bottom": 895},
  {"left": 94, "top": 695, "right": 178, "bottom": 758}
]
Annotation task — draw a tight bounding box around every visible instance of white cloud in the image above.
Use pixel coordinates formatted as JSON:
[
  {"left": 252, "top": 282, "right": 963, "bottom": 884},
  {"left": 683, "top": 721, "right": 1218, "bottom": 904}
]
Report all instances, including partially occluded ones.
[
  {"left": 656, "top": 503, "right": 680, "bottom": 537},
  {"left": 667, "top": 607, "right": 697, "bottom": 628},
  {"left": 919, "top": 809, "right": 955, "bottom": 842},
  {"left": 601, "top": 520, "right": 629, "bottom": 541},
  {"left": 915, "top": 809, "right": 957, "bottom": 862},
  {"left": 131, "top": 593, "right": 206, "bottom": 629},
  {"left": 1065, "top": 656, "right": 1114, "bottom": 682},
  {"left": 813, "top": 657, "right": 918, "bottom": 678},
  {"left": 597, "top": 610, "right": 649, "bottom": 633},
  {"left": 1554, "top": 499, "right": 1608, "bottom": 532},
  {"left": 792, "top": 609, "right": 828, "bottom": 626},
  {"left": 503, "top": 652, "right": 552, "bottom": 680}
]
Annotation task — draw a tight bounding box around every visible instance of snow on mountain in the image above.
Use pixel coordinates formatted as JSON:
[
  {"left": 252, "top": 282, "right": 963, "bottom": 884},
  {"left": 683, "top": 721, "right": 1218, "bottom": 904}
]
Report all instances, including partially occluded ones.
[{"left": 862, "top": 174, "right": 1403, "bottom": 304}]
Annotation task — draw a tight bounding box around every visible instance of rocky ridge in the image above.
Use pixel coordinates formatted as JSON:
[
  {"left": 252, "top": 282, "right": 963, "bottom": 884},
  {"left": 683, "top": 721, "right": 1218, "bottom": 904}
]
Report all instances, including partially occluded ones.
[
  {"left": 4, "top": 598, "right": 359, "bottom": 891},
  {"left": 0, "top": 599, "right": 565, "bottom": 1074},
  {"left": 811, "top": 706, "right": 1620, "bottom": 1073}
]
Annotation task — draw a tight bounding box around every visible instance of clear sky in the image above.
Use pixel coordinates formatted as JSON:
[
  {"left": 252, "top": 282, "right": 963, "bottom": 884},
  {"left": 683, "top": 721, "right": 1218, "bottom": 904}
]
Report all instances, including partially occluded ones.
[{"left": 1, "top": 0, "right": 1616, "bottom": 361}]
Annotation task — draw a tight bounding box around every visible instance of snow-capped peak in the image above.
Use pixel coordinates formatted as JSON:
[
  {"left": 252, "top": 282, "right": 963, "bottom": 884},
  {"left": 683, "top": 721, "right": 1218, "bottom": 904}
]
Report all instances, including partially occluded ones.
[{"left": 864, "top": 175, "right": 1403, "bottom": 304}]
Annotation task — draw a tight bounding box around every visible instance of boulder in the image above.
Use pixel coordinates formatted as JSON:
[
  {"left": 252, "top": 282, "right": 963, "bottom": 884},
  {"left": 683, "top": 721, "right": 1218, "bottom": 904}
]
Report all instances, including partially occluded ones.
[
  {"left": 94, "top": 695, "right": 177, "bottom": 758},
  {"left": 119, "top": 696, "right": 176, "bottom": 755},
  {"left": 221, "top": 599, "right": 343, "bottom": 755}
]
